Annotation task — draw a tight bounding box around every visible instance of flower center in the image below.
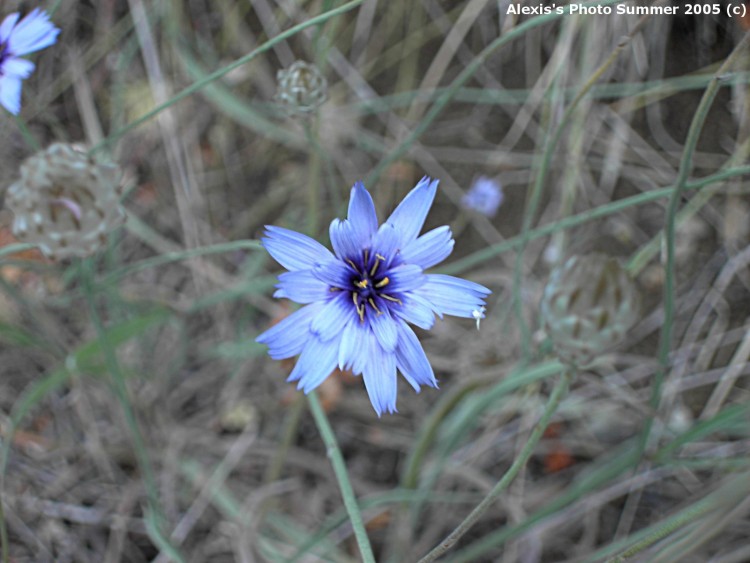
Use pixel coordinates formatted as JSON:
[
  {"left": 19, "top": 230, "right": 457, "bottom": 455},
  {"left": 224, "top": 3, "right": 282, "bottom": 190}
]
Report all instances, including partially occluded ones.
[
  {"left": 0, "top": 43, "right": 8, "bottom": 72},
  {"left": 345, "top": 250, "right": 402, "bottom": 323}
]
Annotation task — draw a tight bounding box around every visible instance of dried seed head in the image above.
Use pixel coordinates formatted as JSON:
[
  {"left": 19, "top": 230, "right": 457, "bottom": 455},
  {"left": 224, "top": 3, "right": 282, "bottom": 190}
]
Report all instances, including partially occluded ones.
[
  {"left": 5, "top": 143, "right": 125, "bottom": 260},
  {"left": 540, "top": 254, "right": 640, "bottom": 367},
  {"left": 275, "top": 60, "right": 327, "bottom": 114}
]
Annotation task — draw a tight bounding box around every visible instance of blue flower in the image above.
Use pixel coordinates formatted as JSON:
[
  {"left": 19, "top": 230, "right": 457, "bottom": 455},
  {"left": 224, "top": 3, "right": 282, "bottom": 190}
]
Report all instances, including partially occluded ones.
[
  {"left": 0, "top": 9, "right": 60, "bottom": 115},
  {"left": 462, "top": 176, "right": 503, "bottom": 217},
  {"left": 257, "top": 177, "right": 491, "bottom": 416}
]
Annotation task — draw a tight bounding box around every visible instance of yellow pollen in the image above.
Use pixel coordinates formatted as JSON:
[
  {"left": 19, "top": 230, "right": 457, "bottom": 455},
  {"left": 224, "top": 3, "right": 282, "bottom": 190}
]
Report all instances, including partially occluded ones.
[
  {"left": 375, "top": 276, "right": 390, "bottom": 288},
  {"left": 355, "top": 279, "right": 369, "bottom": 289},
  {"left": 352, "top": 292, "right": 359, "bottom": 306}
]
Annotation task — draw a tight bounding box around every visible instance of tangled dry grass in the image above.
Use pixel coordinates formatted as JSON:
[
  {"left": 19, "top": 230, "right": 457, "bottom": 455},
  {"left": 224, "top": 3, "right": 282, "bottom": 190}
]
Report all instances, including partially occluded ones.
[{"left": 1, "top": 1, "right": 750, "bottom": 562}]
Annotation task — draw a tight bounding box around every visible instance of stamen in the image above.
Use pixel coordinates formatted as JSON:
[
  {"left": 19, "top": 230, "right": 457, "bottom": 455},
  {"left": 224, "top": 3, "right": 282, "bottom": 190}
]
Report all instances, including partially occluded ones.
[
  {"left": 363, "top": 249, "right": 369, "bottom": 266},
  {"left": 346, "top": 259, "right": 360, "bottom": 273},
  {"left": 368, "top": 298, "right": 382, "bottom": 315},
  {"left": 352, "top": 292, "right": 359, "bottom": 306},
  {"left": 370, "top": 253, "right": 386, "bottom": 276},
  {"left": 330, "top": 287, "right": 342, "bottom": 292},
  {"left": 355, "top": 279, "right": 369, "bottom": 289},
  {"left": 375, "top": 276, "right": 390, "bottom": 288},
  {"left": 381, "top": 294, "right": 402, "bottom": 305},
  {"left": 357, "top": 303, "right": 365, "bottom": 322}
]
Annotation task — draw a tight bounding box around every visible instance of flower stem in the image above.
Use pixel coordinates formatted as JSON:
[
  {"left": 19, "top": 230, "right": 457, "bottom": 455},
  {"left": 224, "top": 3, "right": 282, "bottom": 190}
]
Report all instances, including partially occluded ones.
[
  {"left": 307, "top": 391, "right": 375, "bottom": 563},
  {"left": 417, "top": 369, "right": 573, "bottom": 563}
]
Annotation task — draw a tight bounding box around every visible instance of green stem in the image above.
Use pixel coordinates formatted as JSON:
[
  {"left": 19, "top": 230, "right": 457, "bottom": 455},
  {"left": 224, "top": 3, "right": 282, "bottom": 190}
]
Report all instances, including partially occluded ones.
[
  {"left": 639, "top": 31, "right": 750, "bottom": 458},
  {"left": 307, "top": 391, "right": 375, "bottom": 563},
  {"left": 417, "top": 369, "right": 574, "bottom": 563}
]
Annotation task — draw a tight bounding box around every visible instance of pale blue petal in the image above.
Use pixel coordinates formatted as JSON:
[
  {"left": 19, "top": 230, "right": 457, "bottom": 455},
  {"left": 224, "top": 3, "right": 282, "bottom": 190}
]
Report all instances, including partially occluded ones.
[
  {"left": 274, "top": 270, "right": 331, "bottom": 303},
  {"left": 387, "top": 264, "right": 425, "bottom": 293},
  {"left": 400, "top": 226, "right": 454, "bottom": 269},
  {"left": 362, "top": 342, "right": 398, "bottom": 416},
  {"left": 329, "top": 218, "right": 360, "bottom": 261},
  {"left": 0, "top": 76, "right": 22, "bottom": 115},
  {"left": 312, "top": 259, "right": 351, "bottom": 288},
  {"left": 3, "top": 58, "right": 34, "bottom": 79},
  {"left": 262, "top": 225, "right": 334, "bottom": 271},
  {"left": 256, "top": 303, "right": 322, "bottom": 360},
  {"left": 391, "top": 293, "right": 436, "bottom": 329},
  {"left": 415, "top": 274, "right": 490, "bottom": 318},
  {"left": 338, "top": 318, "right": 360, "bottom": 370},
  {"left": 368, "top": 307, "right": 398, "bottom": 352},
  {"left": 370, "top": 223, "right": 401, "bottom": 267},
  {"left": 385, "top": 177, "right": 438, "bottom": 245},
  {"left": 395, "top": 320, "right": 437, "bottom": 392},
  {"left": 347, "top": 182, "right": 378, "bottom": 246},
  {"left": 7, "top": 9, "right": 60, "bottom": 55},
  {"left": 0, "top": 14, "right": 21, "bottom": 43},
  {"left": 288, "top": 336, "right": 340, "bottom": 393},
  {"left": 310, "top": 291, "right": 354, "bottom": 341}
]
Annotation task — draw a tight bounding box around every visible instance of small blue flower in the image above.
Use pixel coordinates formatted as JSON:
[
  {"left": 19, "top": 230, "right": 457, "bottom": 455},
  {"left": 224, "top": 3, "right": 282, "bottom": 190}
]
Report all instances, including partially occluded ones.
[
  {"left": 0, "top": 9, "right": 60, "bottom": 115},
  {"left": 462, "top": 176, "right": 503, "bottom": 217},
  {"left": 257, "top": 178, "right": 491, "bottom": 416}
]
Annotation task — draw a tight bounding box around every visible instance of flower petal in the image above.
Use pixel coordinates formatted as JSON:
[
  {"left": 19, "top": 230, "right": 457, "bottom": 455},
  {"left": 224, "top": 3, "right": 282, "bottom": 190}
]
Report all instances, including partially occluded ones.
[
  {"left": 274, "top": 270, "right": 331, "bottom": 303},
  {"left": 400, "top": 226, "right": 454, "bottom": 269},
  {"left": 362, "top": 342, "right": 398, "bottom": 416},
  {"left": 312, "top": 258, "right": 351, "bottom": 289},
  {"left": 391, "top": 292, "right": 436, "bottom": 329},
  {"left": 368, "top": 306, "right": 398, "bottom": 352},
  {"left": 387, "top": 264, "right": 425, "bottom": 293},
  {"left": 0, "top": 76, "right": 23, "bottom": 115},
  {"left": 256, "top": 303, "right": 322, "bottom": 360},
  {"left": 347, "top": 182, "right": 378, "bottom": 246},
  {"left": 262, "top": 225, "right": 334, "bottom": 271},
  {"left": 370, "top": 223, "right": 401, "bottom": 267},
  {"left": 288, "top": 336, "right": 340, "bottom": 393},
  {"left": 338, "top": 318, "right": 364, "bottom": 371},
  {"left": 329, "top": 218, "right": 360, "bottom": 261},
  {"left": 0, "top": 13, "right": 21, "bottom": 42},
  {"left": 385, "top": 177, "right": 438, "bottom": 245},
  {"left": 395, "top": 320, "right": 437, "bottom": 391},
  {"left": 7, "top": 9, "right": 60, "bottom": 55},
  {"left": 310, "top": 291, "right": 354, "bottom": 341},
  {"left": 415, "top": 274, "right": 491, "bottom": 318},
  {"left": 2, "top": 58, "right": 34, "bottom": 79}
]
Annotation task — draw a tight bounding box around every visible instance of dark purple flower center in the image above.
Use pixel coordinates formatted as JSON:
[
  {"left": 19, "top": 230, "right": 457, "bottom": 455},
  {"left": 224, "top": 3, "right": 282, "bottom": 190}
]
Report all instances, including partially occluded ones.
[
  {"left": 338, "top": 249, "right": 402, "bottom": 323},
  {"left": 0, "top": 43, "right": 8, "bottom": 72}
]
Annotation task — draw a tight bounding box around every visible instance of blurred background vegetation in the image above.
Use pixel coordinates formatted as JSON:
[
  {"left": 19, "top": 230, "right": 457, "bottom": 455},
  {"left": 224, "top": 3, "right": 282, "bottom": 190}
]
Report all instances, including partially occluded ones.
[{"left": 1, "top": 1, "right": 750, "bottom": 561}]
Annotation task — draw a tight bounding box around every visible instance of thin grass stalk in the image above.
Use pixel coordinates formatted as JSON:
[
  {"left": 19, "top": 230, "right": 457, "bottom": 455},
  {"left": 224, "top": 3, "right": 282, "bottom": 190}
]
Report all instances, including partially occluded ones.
[
  {"left": 365, "top": 0, "right": 622, "bottom": 187},
  {"left": 639, "top": 31, "right": 750, "bottom": 458},
  {"left": 438, "top": 163, "right": 750, "bottom": 276},
  {"left": 511, "top": 11, "right": 655, "bottom": 359},
  {"left": 79, "top": 258, "right": 185, "bottom": 561},
  {"left": 306, "top": 391, "right": 376, "bottom": 563},
  {"left": 417, "top": 369, "right": 574, "bottom": 563},
  {"left": 90, "top": 0, "right": 364, "bottom": 153}
]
